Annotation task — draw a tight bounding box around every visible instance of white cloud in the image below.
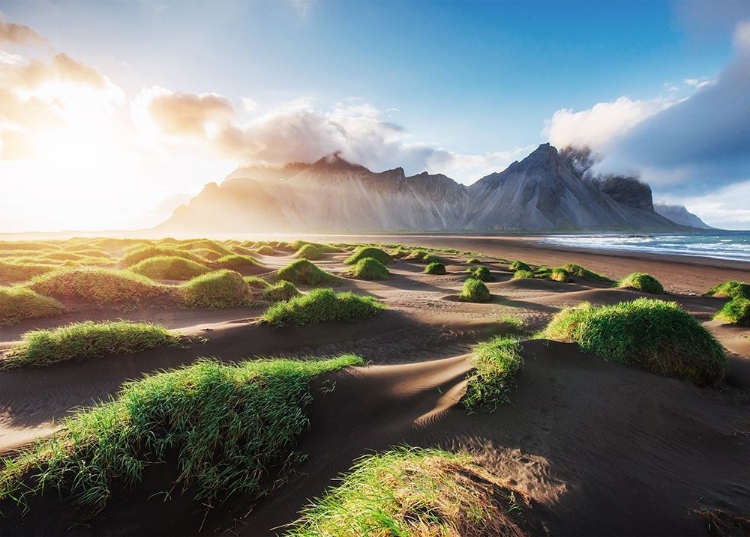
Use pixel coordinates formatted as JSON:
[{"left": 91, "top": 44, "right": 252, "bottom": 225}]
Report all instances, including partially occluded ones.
[
  {"left": 543, "top": 96, "right": 672, "bottom": 150},
  {"left": 658, "top": 179, "right": 750, "bottom": 230}
]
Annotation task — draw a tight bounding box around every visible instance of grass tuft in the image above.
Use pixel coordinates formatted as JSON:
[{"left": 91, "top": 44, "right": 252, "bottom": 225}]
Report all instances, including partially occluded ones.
[
  {"left": 468, "top": 266, "right": 492, "bottom": 281},
  {"left": 27, "top": 268, "right": 167, "bottom": 304},
  {"left": 512, "top": 269, "right": 534, "bottom": 279},
  {"left": 344, "top": 247, "right": 393, "bottom": 266},
  {"left": 295, "top": 244, "right": 324, "bottom": 261},
  {"left": 179, "top": 270, "right": 249, "bottom": 308},
  {"left": 562, "top": 263, "right": 611, "bottom": 282},
  {"left": 287, "top": 447, "right": 528, "bottom": 537},
  {"left": 466, "top": 257, "right": 481, "bottom": 264},
  {"left": 705, "top": 280, "right": 750, "bottom": 300},
  {"left": 276, "top": 260, "right": 340, "bottom": 287},
  {"left": 0, "top": 286, "right": 64, "bottom": 326},
  {"left": 0, "top": 260, "right": 59, "bottom": 283},
  {"left": 509, "top": 260, "right": 531, "bottom": 272},
  {"left": 0, "top": 356, "right": 362, "bottom": 516},
  {"left": 617, "top": 272, "right": 664, "bottom": 294},
  {"left": 216, "top": 254, "right": 263, "bottom": 272},
  {"left": 459, "top": 278, "right": 491, "bottom": 303},
  {"left": 262, "top": 281, "right": 301, "bottom": 302},
  {"left": 424, "top": 262, "right": 447, "bottom": 275},
  {"left": 119, "top": 245, "right": 205, "bottom": 268},
  {"left": 1, "top": 321, "right": 180, "bottom": 369},
  {"left": 244, "top": 276, "right": 271, "bottom": 290},
  {"left": 462, "top": 337, "right": 524, "bottom": 411},
  {"left": 128, "top": 256, "right": 210, "bottom": 281},
  {"left": 349, "top": 258, "right": 389, "bottom": 280},
  {"left": 541, "top": 298, "right": 726, "bottom": 386},
  {"left": 259, "top": 289, "right": 385, "bottom": 327},
  {"left": 255, "top": 245, "right": 277, "bottom": 256},
  {"left": 714, "top": 297, "right": 750, "bottom": 326}
]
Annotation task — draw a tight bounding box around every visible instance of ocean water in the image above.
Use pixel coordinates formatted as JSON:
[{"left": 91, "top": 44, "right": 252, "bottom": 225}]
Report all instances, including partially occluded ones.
[{"left": 541, "top": 232, "right": 750, "bottom": 262}]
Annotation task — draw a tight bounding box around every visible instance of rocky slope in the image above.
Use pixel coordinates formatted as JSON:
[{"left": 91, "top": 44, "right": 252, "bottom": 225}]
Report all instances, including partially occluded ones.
[
  {"left": 654, "top": 203, "right": 713, "bottom": 229},
  {"left": 156, "top": 144, "right": 688, "bottom": 233}
]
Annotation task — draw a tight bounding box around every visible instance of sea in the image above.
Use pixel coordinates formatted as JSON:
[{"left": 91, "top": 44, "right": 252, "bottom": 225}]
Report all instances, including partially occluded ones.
[{"left": 541, "top": 231, "right": 750, "bottom": 262}]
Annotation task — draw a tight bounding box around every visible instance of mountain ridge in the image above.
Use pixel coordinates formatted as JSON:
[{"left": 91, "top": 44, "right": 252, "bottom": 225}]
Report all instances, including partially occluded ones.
[{"left": 157, "top": 144, "right": 699, "bottom": 234}]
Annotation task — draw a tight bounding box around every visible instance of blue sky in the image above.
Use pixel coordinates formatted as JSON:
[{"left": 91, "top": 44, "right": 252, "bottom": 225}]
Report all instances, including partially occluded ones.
[{"left": 0, "top": 0, "right": 748, "bottom": 229}]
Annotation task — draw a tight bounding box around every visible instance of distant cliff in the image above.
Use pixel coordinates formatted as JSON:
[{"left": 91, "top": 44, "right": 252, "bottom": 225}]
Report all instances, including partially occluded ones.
[
  {"left": 654, "top": 203, "right": 713, "bottom": 229},
  {"left": 156, "top": 144, "right": 689, "bottom": 233}
]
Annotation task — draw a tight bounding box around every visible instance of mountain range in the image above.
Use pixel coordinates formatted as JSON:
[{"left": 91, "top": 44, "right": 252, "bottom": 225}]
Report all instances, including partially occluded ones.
[{"left": 156, "top": 143, "right": 710, "bottom": 233}]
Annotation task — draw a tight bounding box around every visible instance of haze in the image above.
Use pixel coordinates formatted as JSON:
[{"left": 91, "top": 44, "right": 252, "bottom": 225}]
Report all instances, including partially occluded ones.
[{"left": 0, "top": 0, "right": 749, "bottom": 231}]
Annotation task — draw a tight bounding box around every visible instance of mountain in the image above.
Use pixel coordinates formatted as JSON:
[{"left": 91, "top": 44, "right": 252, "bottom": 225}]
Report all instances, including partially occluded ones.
[
  {"left": 654, "top": 203, "right": 713, "bottom": 229},
  {"left": 156, "top": 144, "right": 685, "bottom": 234}
]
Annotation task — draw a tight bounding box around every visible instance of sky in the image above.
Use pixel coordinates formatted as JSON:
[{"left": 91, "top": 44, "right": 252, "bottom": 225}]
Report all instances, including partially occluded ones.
[{"left": 0, "top": 0, "right": 749, "bottom": 231}]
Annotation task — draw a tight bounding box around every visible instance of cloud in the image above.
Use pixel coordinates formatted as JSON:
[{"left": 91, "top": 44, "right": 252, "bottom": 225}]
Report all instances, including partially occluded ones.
[
  {"left": 544, "top": 96, "right": 671, "bottom": 149},
  {"left": 593, "top": 21, "right": 750, "bottom": 193},
  {"left": 1, "top": 52, "right": 109, "bottom": 89},
  {"left": 137, "top": 90, "right": 526, "bottom": 181},
  {"left": 658, "top": 179, "right": 750, "bottom": 229},
  {"left": 147, "top": 89, "right": 234, "bottom": 137},
  {"left": 0, "top": 14, "right": 50, "bottom": 48}
]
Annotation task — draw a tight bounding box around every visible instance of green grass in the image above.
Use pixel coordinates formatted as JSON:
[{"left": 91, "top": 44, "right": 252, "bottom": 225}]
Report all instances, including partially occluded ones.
[
  {"left": 512, "top": 269, "right": 534, "bottom": 279},
  {"left": 499, "top": 315, "right": 529, "bottom": 335},
  {"left": 262, "top": 281, "right": 301, "bottom": 302},
  {"left": 424, "top": 262, "right": 447, "bottom": 275},
  {"left": 119, "top": 245, "right": 205, "bottom": 268},
  {"left": 466, "top": 257, "right": 481, "bottom": 264},
  {"left": 344, "top": 247, "right": 393, "bottom": 265},
  {"left": 259, "top": 289, "right": 385, "bottom": 327},
  {"left": 0, "top": 260, "right": 57, "bottom": 283},
  {"left": 421, "top": 253, "right": 441, "bottom": 264},
  {"left": 287, "top": 447, "right": 526, "bottom": 537},
  {"left": 714, "top": 297, "right": 750, "bottom": 326},
  {"left": 177, "top": 239, "right": 233, "bottom": 256},
  {"left": 255, "top": 245, "right": 277, "bottom": 256},
  {"left": 0, "top": 286, "right": 64, "bottom": 326},
  {"left": 276, "top": 259, "right": 340, "bottom": 286},
  {"left": 509, "top": 260, "right": 531, "bottom": 272},
  {"left": 462, "top": 337, "right": 524, "bottom": 412},
  {"left": 562, "top": 263, "right": 611, "bottom": 282},
  {"left": 405, "top": 249, "right": 428, "bottom": 261},
  {"left": 296, "top": 244, "right": 324, "bottom": 261},
  {"left": 388, "top": 247, "right": 410, "bottom": 259},
  {"left": 617, "top": 272, "right": 664, "bottom": 294},
  {"left": 459, "top": 278, "right": 491, "bottom": 303},
  {"left": 705, "top": 280, "right": 750, "bottom": 300},
  {"left": 0, "top": 321, "right": 181, "bottom": 369},
  {"left": 192, "top": 248, "right": 224, "bottom": 262},
  {"left": 179, "top": 270, "right": 249, "bottom": 308},
  {"left": 216, "top": 254, "right": 263, "bottom": 271},
  {"left": 128, "top": 256, "right": 211, "bottom": 281},
  {"left": 0, "top": 356, "right": 362, "bottom": 516},
  {"left": 244, "top": 276, "right": 271, "bottom": 290},
  {"left": 541, "top": 298, "right": 726, "bottom": 386},
  {"left": 549, "top": 268, "right": 569, "bottom": 282},
  {"left": 349, "top": 258, "right": 389, "bottom": 280},
  {"left": 27, "top": 268, "right": 167, "bottom": 304},
  {"left": 468, "top": 266, "right": 491, "bottom": 281}
]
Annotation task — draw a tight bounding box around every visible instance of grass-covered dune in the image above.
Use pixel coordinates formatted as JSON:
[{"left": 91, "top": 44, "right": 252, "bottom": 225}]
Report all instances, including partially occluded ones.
[
  {"left": 275, "top": 259, "right": 340, "bottom": 286},
  {"left": 259, "top": 289, "right": 385, "bottom": 327},
  {"left": 295, "top": 244, "right": 324, "bottom": 261},
  {"left": 509, "top": 260, "right": 531, "bottom": 272},
  {"left": 714, "top": 297, "right": 750, "bottom": 326},
  {"left": 562, "top": 263, "right": 611, "bottom": 282},
  {"left": 617, "top": 272, "right": 664, "bottom": 294},
  {"left": 255, "top": 245, "right": 276, "bottom": 256},
  {"left": 459, "top": 278, "right": 491, "bottom": 303},
  {"left": 0, "top": 321, "right": 181, "bottom": 369},
  {"left": 0, "top": 356, "right": 362, "bottom": 517},
  {"left": 288, "top": 447, "right": 528, "bottom": 537},
  {"left": 262, "top": 281, "right": 301, "bottom": 302},
  {"left": 344, "top": 247, "right": 393, "bottom": 265},
  {"left": 119, "top": 245, "right": 205, "bottom": 268},
  {"left": 705, "top": 280, "right": 750, "bottom": 300},
  {"left": 0, "top": 260, "right": 57, "bottom": 283},
  {"left": 27, "top": 268, "right": 168, "bottom": 304},
  {"left": 179, "top": 269, "right": 249, "bottom": 308},
  {"left": 0, "top": 286, "right": 64, "bottom": 326},
  {"left": 215, "top": 254, "right": 264, "bottom": 273},
  {"left": 176, "top": 239, "right": 233, "bottom": 256},
  {"left": 541, "top": 298, "right": 726, "bottom": 386},
  {"left": 424, "top": 262, "right": 447, "bottom": 275},
  {"left": 128, "top": 256, "right": 210, "bottom": 280},
  {"left": 462, "top": 337, "right": 524, "bottom": 412},
  {"left": 349, "top": 257, "right": 389, "bottom": 280},
  {"left": 467, "top": 266, "right": 491, "bottom": 281}
]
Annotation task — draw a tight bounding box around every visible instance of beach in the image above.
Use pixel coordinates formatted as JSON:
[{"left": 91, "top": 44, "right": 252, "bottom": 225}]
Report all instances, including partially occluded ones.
[{"left": 0, "top": 235, "right": 748, "bottom": 536}]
